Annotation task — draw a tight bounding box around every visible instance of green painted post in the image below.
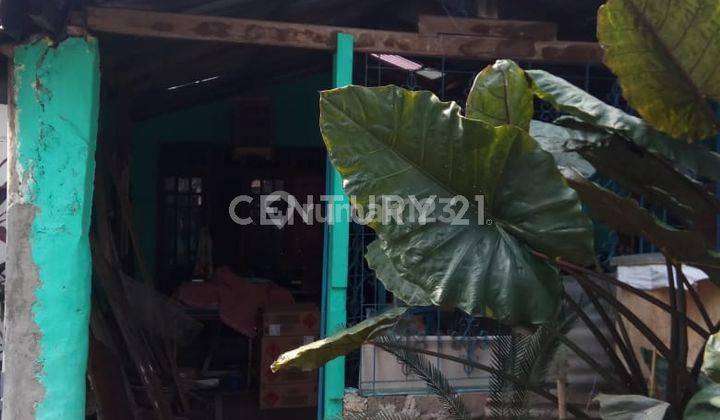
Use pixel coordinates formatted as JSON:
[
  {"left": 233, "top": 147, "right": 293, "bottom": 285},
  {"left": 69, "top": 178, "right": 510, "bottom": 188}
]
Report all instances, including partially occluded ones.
[
  {"left": 3, "top": 37, "right": 100, "bottom": 419},
  {"left": 320, "top": 32, "right": 353, "bottom": 419}
]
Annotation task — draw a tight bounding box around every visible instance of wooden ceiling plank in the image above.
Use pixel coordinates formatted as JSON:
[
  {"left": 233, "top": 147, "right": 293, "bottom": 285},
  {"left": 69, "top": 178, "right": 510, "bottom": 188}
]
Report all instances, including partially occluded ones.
[
  {"left": 130, "top": 46, "right": 257, "bottom": 92},
  {"left": 131, "top": 48, "right": 323, "bottom": 118},
  {"left": 417, "top": 14, "right": 557, "bottom": 41},
  {"left": 120, "top": 44, "right": 236, "bottom": 85},
  {"left": 84, "top": 7, "right": 600, "bottom": 63}
]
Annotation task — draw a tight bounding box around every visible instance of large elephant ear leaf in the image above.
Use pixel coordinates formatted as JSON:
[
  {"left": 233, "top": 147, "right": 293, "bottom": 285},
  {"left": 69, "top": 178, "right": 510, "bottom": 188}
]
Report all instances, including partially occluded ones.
[
  {"left": 365, "top": 240, "right": 434, "bottom": 307},
  {"left": 529, "top": 119, "right": 599, "bottom": 178},
  {"left": 597, "top": 0, "right": 720, "bottom": 140},
  {"left": 466, "top": 59, "right": 533, "bottom": 130},
  {"left": 320, "top": 85, "right": 594, "bottom": 323},
  {"left": 562, "top": 167, "right": 720, "bottom": 283},
  {"left": 271, "top": 307, "right": 407, "bottom": 372},
  {"left": 527, "top": 69, "right": 720, "bottom": 183}
]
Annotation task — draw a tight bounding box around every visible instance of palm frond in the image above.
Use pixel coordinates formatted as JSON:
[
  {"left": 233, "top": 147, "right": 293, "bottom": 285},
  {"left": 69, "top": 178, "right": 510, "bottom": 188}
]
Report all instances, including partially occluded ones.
[
  {"left": 489, "top": 332, "right": 524, "bottom": 418},
  {"left": 489, "top": 308, "right": 577, "bottom": 418},
  {"left": 372, "top": 409, "right": 418, "bottom": 420},
  {"left": 373, "top": 335, "right": 470, "bottom": 420},
  {"left": 343, "top": 407, "right": 419, "bottom": 420}
]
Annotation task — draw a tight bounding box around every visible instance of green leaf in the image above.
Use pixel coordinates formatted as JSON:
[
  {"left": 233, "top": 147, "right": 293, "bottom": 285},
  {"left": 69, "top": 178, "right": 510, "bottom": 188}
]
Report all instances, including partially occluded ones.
[
  {"left": 374, "top": 335, "right": 469, "bottom": 419},
  {"left": 597, "top": 0, "right": 720, "bottom": 140},
  {"left": 563, "top": 169, "right": 720, "bottom": 283},
  {"left": 466, "top": 59, "right": 533, "bottom": 130},
  {"left": 684, "top": 383, "right": 720, "bottom": 420},
  {"left": 271, "top": 307, "right": 407, "bottom": 372},
  {"left": 530, "top": 115, "right": 720, "bottom": 231},
  {"left": 594, "top": 394, "right": 669, "bottom": 420},
  {"left": 578, "top": 136, "right": 720, "bottom": 233},
  {"left": 320, "top": 85, "right": 594, "bottom": 323},
  {"left": 527, "top": 69, "right": 720, "bottom": 182},
  {"left": 528, "top": 120, "right": 597, "bottom": 177},
  {"left": 489, "top": 309, "right": 576, "bottom": 419},
  {"left": 702, "top": 332, "right": 720, "bottom": 383},
  {"left": 365, "top": 240, "right": 433, "bottom": 307}
]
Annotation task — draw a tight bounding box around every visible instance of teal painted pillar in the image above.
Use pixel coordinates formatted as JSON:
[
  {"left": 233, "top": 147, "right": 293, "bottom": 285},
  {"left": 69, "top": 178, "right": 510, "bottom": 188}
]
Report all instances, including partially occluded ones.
[
  {"left": 320, "top": 32, "right": 353, "bottom": 419},
  {"left": 2, "top": 37, "right": 100, "bottom": 419}
]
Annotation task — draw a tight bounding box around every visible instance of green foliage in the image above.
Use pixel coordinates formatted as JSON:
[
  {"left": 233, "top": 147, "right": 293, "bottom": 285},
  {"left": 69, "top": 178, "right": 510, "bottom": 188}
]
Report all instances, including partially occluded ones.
[
  {"left": 597, "top": 0, "right": 720, "bottom": 140},
  {"left": 526, "top": 69, "right": 720, "bottom": 182},
  {"left": 320, "top": 85, "right": 593, "bottom": 323},
  {"left": 374, "top": 335, "right": 470, "bottom": 419},
  {"left": 271, "top": 307, "right": 406, "bottom": 372},
  {"left": 488, "top": 310, "right": 575, "bottom": 418},
  {"left": 489, "top": 333, "right": 525, "bottom": 418},
  {"left": 466, "top": 59, "right": 533, "bottom": 130},
  {"left": 527, "top": 66, "right": 720, "bottom": 284},
  {"left": 285, "top": 3, "right": 720, "bottom": 418},
  {"left": 562, "top": 169, "right": 720, "bottom": 283},
  {"left": 364, "top": 241, "right": 432, "bottom": 306},
  {"left": 528, "top": 119, "right": 599, "bottom": 178}
]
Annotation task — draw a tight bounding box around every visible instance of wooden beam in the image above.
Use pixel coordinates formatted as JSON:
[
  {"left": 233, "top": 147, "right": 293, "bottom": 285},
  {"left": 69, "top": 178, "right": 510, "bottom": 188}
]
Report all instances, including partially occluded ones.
[
  {"left": 84, "top": 7, "right": 602, "bottom": 63},
  {"left": 116, "top": 0, "right": 385, "bottom": 88},
  {"left": 418, "top": 15, "right": 557, "bottom": 41}
]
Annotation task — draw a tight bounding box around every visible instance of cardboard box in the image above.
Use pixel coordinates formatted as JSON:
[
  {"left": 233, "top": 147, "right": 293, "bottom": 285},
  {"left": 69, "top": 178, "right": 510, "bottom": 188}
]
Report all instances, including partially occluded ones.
[
  {"left": 260, "top": 335, "right": 317, "bottom": 385},
  {"left": 263, "top": 304, "right": 320, "bottom": 336},
  {"left": 259, "top": 382, "right": 318, "bottom": 409}
]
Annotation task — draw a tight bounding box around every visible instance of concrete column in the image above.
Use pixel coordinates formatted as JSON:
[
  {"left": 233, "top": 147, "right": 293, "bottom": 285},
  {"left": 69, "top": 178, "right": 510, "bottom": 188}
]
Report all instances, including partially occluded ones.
[{"left": 2, "top": 36, "right": 100, "bottom": 419}]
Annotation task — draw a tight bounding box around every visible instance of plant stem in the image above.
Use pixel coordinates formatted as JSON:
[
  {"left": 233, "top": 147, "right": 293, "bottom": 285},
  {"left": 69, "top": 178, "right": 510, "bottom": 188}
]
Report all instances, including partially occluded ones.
[
  {"left": 532, "top": 252, "right": 708, "bottom": 338},
  {"left": 673, "top": 263, "right": 689, "bottom": 411},
  {"left": 678, "top": 269, "right": 713, "bottom": 331},
  {"left": 666, "top": 258, "right": 679, "bottom": 410},
  {"left": 562, "top": 290, "right": 635, "bottom": 392},
  {"left": 555, "top": 332, "right": 628, "bottom": 391},
  {"left": 574, "top": 273, "right": 648, "bottom": 394},
  {"left": 565, "top": 267, "right": 672, "bottom": 360}
]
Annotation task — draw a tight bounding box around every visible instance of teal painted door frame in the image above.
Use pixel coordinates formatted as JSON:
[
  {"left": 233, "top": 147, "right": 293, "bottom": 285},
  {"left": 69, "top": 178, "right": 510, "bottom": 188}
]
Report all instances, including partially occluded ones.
[{"left": 319, "top": 32, "right": 353, "bottom": 419}]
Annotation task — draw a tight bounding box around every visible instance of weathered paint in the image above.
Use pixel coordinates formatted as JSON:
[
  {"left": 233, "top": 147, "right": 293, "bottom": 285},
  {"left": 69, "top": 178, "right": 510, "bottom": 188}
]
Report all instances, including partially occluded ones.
[
  {"left": 320, "top": 32, "right": 353, "bottom": 420},
  {"left": 4, "top": 37, "right": 100, "bottom": 419}
]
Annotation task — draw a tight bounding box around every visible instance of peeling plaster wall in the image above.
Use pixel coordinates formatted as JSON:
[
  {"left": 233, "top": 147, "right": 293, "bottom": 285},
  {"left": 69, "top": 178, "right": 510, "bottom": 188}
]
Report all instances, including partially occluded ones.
[{"left": 2, "top": 37, "right": 100, "bottom": 419}]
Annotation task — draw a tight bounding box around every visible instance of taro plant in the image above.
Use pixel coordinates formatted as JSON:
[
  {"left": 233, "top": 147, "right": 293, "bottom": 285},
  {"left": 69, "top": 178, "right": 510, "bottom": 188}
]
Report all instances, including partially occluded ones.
[{"left": 274, "top": 0, "right": 720, "bottom": 418}]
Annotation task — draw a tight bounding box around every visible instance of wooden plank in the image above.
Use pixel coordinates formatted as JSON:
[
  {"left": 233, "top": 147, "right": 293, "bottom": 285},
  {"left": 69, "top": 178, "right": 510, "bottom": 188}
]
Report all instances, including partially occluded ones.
[
  {"left": 418, "top": 14, "right": 557, "bottom": 41},
  {"left": 84, "top": 7, "right": 601, "bottom": 63}
]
